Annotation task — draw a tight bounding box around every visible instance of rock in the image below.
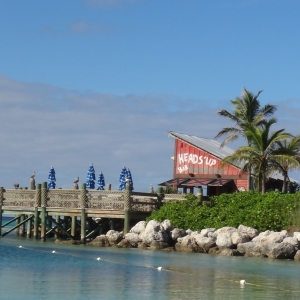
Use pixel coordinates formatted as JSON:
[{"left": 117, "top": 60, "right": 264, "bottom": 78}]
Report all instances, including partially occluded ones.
[
  {"left": 88, "top": 235, "right": 110, "bottom": 247},
  {"left": 194, "top": 236, "right": 216, "bottom": 252},
  {"left": 124, "top": 232, "right": 141, "bottom": 247},
  {"left": 161, "top": 220, "right": 173, "bottom": 232},
  {"left": 106, "top": 230, "right": 123, "bottom": 245},
  {"left": 293, "top": 232, "right": 300, "bottom": 242},
  {"left": 169, "top": 228, "right": 187, "bottom": 242},
  {"left": 130, "top": 221, "right": 146, "bottom": 234},
  {"left": 231, "top": 231, "right": 251, "bottom": 245},
  {"left": 141, "top": 220, "right": 169, "bottom": 245},
  {"left": 117, "top": 239, "right": 132, "bottom": 248},
  {"left": 252, "top": 230, "right": 288, "bottom": 245},
  {"left": 218, "top": 249, "right": 243, "bottom": 256},
  {"left": 208, "top": 246, "right": 220, "bottom": 255},
  {"left": 237, "top": 225, "right": 259, "bottom": 239},
  {"left": 200, "top": 228, "right": 216, "bottom": 237},
  {"left": 175, "top": 235, "right": 197, "bottom": 253},
  {"left": 216, "top": 233, "right": 234, "bottom": 249},
  {"left": 283, "top": 237, "right": 299, "bottom": 249},
  {"left": 149, "top": 241, "right": 170, "bottom": 250},
  {"left": 186, "top": 229, "right": 193, "bottom": 235},
  {"left": 294, "top": 250, "right": 300, "bottom": 261},
  {"left": 237, "top": 242, "right": 264, "bottom": 257},
  {"left": 267, "top": 243, "right": 298, "bottom": 259}
]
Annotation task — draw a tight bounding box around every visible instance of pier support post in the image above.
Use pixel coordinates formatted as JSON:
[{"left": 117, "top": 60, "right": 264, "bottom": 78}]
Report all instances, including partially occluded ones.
[
  {"left": 15, "top": 215, "right": 20, "bottom": 236},
  {"left": 27, "top": 217, "right": 32, "bottom": 238},
  {"left": 55, "top": 216, "right": 60, "bottom": 239},
  {"left": 71, "top": 216, "right": 76, "bottom": 238},
  {"left": 124, "top": 182, "right": 131, "bottom": 234},
  {"left": 80, "top": 183, "right": 87, "bottom": 244},
  {"left": 0, "top": 187, "right": 3, "bottom": 237},
  {"left": 34, "top": 184, "right": 41, "bottom": 239},
  {"left": 197, "top": 186, "right": 203, "bottom": 205},
  {"left": 41, "top": 182, "right": 47, "bottom": 241},
  {"left": 19, "top": 214, "right": 25, "bottom": 237}
]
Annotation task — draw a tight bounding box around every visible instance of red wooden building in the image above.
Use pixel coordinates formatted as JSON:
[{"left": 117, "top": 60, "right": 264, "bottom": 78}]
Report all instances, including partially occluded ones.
[{"left": 158, "top": 131, "right": 286, "bottom": 196}]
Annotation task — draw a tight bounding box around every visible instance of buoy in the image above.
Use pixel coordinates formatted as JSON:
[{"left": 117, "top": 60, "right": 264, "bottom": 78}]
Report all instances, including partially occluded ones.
[
  {"left": 19, "top": 245, "right": 22, "bottom": 248},
  {"left": 157, "top": 267, "right": 162, "bottom": 271},
  {"left": 240, "top": 280, "right": 246, "bottom": 285},
  {"left": 52, "top": 250, "right": 56, "bottom": 253},
  {"left": 97, "top": 257, "right": 101, "bottom": 261}
]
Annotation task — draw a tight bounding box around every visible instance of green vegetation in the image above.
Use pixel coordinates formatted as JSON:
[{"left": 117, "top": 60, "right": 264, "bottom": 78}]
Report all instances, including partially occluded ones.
[
  {"left": 215, "top": 88, "right": 300, "bottom": 193},
  {"left": 147, "top": 191, "right": 300, "bottom": 232}
]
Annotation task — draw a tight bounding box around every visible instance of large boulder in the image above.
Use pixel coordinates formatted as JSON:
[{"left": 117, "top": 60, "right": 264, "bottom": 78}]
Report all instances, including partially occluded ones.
[
  {"left": 161, "top": 220, "right": 173, "bottom": 232},
  {"left": 294, "top": 250, "right": 300, "bottom": 261},
  {"left": 169, "top": 228, "right": 187, "bottom": 242},
  {"left": 252, "top": 230, "right": 288, "bottom": 245},
  {"left": 124, "top": 232, "right": 141, "bottom": 247},
  {"left": 293, "top": 232, "right": 300, "bottom": 242},
  {"left": 130, "top": 221, "right": 146, "bottom": 234},
  {"left": 175, "top": 235, "right": 197, "bottom": 252},
  {"left": 237, "top": 242, "right": 265, "bottom": 257},
  {"left": 88, "top": 235, "right": 110, "bottom": 247},
  {"left": 140, "top": 220, "right": 169, "bottom": 246},
  {"left": 194, "top": 235, "right": 217, "bottom": 252},
  {"left": 237, "top": 225, "right": 259, "bottom": 239},
  {"left": 106, "top": 230, "right": 123, "bottom": 245},
  {"left": 200, "top": 228, "right": 216, "bottom": 237},
  {"left": 267, "top": 242, "right": 298, "bottom": 259},
  {"left": 216, "top": 227, "right": 238, "bottom": 249}
]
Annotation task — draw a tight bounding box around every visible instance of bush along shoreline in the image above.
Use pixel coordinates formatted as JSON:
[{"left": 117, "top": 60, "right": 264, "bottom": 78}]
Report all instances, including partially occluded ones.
[{"left": 64, "top": 219, "right": 300, "bottom": 261}]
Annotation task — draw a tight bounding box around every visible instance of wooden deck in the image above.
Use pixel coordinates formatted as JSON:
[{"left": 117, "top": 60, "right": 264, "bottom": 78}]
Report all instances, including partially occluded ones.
[{"left": 0, "top": 183, "right": 185, "bottom": 242}]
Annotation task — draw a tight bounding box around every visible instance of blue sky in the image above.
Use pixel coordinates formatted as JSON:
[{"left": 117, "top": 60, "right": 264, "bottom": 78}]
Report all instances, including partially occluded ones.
[{"left": 0, "top": 0, "right": 300, "bottom": 191}]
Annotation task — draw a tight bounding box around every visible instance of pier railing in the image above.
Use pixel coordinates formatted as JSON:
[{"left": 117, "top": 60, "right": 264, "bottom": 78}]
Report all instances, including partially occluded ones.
[{"left": 0, "top": 185, "right": 186, "bottom": 212}]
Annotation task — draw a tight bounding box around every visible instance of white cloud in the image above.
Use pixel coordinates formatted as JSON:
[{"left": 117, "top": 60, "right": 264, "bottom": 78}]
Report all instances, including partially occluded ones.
[{"left": 1, "top": 76, "right": 300, "bottom": 191}]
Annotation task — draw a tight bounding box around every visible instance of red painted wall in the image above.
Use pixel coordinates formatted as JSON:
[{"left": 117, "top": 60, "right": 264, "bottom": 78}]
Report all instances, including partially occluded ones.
[{"left": 175, "top": 140, "right": 242, "bottom": 176}]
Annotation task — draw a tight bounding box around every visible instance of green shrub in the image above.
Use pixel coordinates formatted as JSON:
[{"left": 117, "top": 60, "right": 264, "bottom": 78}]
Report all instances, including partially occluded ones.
[{"left": 147, "top": 191, "right": 300, "bottom": 232}]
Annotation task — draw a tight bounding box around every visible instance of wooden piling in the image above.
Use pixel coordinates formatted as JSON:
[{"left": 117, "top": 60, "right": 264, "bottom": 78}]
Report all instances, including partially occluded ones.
[
  {"left": 71, "top": 216, "right": 76, "bottom": 238},
  {"left": 124, "top": 182, "right": 131, "bottom": 234},
  {"left": 41, "top": 182, "right": 47, "bottom": 241},
  {"left": 26, "top": 217, "right": 32, "bottom": 238},
  {"left": 34, "top": 184, "right": 41, "bottom": 239},
  {"left": 197, "top": 186, "right": 203, "bottom": 205},
  {"left": 0, "top": 187, "right": 3, "bottom": 237},
  {"left": 55, "top": 216, "right": 60, "bottom": 239},
  {"left": 80, "top": 183, "right": 87, "bottom": 244},
  {"left": 15, "top": 215, "right": 20, "bottom": 236}
]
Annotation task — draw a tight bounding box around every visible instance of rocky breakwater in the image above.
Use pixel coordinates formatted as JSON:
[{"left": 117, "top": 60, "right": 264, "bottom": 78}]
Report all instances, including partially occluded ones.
[{"left": 86, "top": 220, "right": 300, "bottom": 261}]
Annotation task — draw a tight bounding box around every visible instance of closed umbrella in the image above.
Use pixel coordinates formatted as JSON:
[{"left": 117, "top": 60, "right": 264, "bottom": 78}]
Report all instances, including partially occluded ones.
[
  {"left": 48, "top": 166, "right": 56, "bottom": 189},
  {"left": 126, "top": 168, "right": 134, "bottom": 191},
  {"left": 97, "top": 172, "right": 105, "bottom": 190},
  {"left": 118, "top": 166, "right": 127, "bottom": 191},
  {"left": 86, "top": 164, "right": 96, "bottom": 189}
]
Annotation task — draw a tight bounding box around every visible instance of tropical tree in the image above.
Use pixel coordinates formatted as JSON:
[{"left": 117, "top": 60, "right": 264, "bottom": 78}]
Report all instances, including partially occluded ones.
[
  {"left": 273, "top": 136, "right": 300, "bottom": 193},
  {"left": 215, "top": 88, "right": 277, "bottom": 189},
  {"left": 221, "top": 118, "right": 292, "bottom": 194}
]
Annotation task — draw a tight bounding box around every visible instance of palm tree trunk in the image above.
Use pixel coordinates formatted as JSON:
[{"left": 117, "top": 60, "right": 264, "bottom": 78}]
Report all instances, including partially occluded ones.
[{"left": 282, "top": 171, "right": 288, "bottom": 193}]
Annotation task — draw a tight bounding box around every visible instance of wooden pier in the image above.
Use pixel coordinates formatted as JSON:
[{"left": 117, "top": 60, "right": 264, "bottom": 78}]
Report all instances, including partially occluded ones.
[{"left": 0, "top": 183, "right": 185, "bottom": 243}]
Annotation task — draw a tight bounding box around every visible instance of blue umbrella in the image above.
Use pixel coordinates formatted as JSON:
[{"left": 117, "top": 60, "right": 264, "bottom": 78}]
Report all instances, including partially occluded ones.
[
  {"left": 86, "top": 164, "right": 96, "bottom": 189},
  {"left": 97, "top": 172, "right": 105, "bottom": 190},
  {"left": 118, "top": 166, "right": 127, "bottom": 191},
  {"left": 47, "top": 166, "right": 56, "bottom": 189},
  {"left": 126, "top": 168, "right": 134, "bottom": 191}
]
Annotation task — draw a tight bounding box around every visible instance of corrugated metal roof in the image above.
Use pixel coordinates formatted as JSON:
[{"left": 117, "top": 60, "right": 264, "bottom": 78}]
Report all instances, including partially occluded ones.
[
  {"left": 168, "top": 131, "right": 234, "bottom": 160},
  {"left": 168, "top": 131, "right": 297, "bottom": 183}
]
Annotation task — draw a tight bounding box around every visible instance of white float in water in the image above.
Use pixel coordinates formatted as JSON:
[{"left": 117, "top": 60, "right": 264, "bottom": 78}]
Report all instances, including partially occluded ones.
[
  {"left": 19, "top": 245, "right": 22, "bottom": 248},
  {"left": 52, "top": 250, "right": 56, "bottom": 253},
  {"left": 240, "top": 280, "right": 246, "bottom": 285},
  {"left": 97, "top": 257, "right": 101, "bottom": 261},
  {"left": 157, "top": 267, "right": 162, "bottom": 271}
]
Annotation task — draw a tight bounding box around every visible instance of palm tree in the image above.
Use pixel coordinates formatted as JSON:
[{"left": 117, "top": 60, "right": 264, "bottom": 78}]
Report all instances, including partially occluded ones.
[
  {"left": 215, "top": 88, "right": 277, "bottom": 145},
  {"left": 273, "top": 136, "right": 300, "bottom": 193},
  {"left": 221, "top": 118, "right": 292, "bottom": 194},
  {"left": 215, "top": 88, "right": 277, "bottom": 189}
]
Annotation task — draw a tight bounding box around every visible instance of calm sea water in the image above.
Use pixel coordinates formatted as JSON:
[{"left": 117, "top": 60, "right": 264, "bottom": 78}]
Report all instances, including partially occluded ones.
[{"left": 1, "top": 217, "right": 300, "bottom": 299}]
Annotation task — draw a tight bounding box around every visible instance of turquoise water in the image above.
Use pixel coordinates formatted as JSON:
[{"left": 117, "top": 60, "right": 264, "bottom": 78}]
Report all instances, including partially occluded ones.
[{"left": 1, "top": 218, "right": 300, "bottom": 299}]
